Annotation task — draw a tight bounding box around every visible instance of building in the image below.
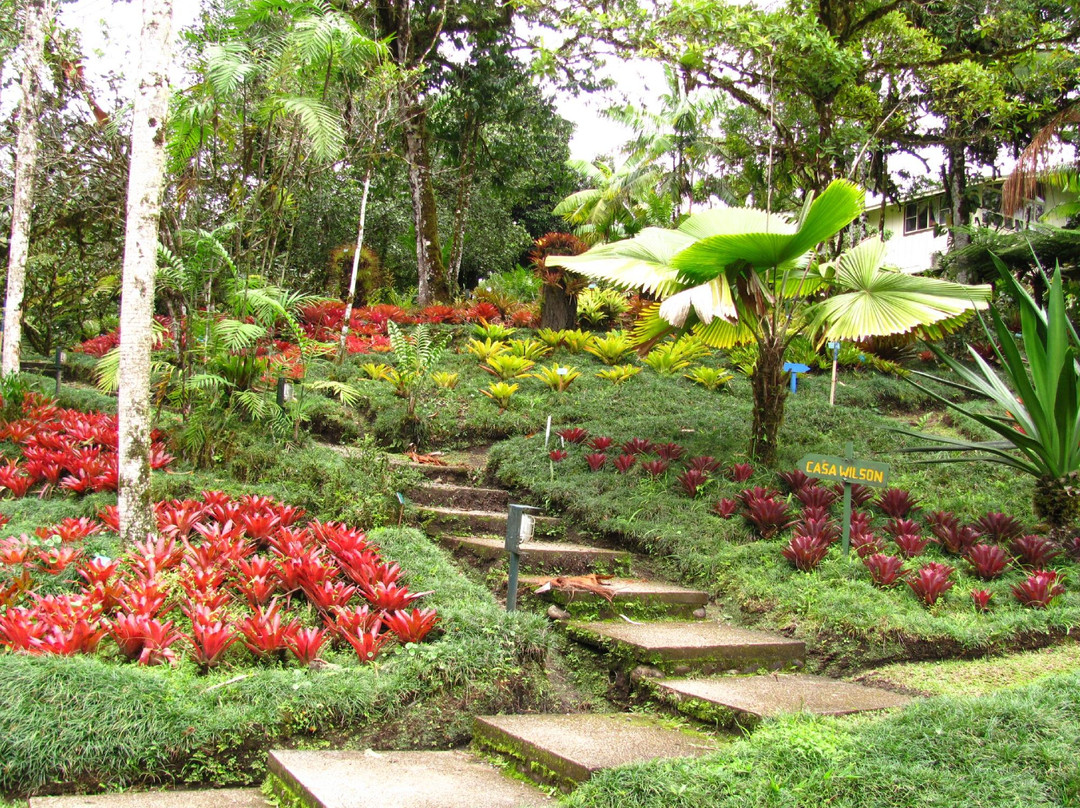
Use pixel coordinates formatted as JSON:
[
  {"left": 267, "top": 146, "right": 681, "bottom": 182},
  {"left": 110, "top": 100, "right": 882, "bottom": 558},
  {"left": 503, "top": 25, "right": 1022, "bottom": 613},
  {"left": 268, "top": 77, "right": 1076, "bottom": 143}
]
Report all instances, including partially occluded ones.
[{"left": 868, "top": 179, "right": 1076, "bottom": 273}]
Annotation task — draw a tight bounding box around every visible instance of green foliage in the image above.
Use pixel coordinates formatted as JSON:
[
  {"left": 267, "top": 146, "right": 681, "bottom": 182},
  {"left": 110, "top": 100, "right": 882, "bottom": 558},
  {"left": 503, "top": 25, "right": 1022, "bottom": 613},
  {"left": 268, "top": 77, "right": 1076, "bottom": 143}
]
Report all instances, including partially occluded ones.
[
  {"left": 507, "top": 338, "right": 552, "bottom": 361},
  {"left": 481, "top": 381, "right": 519, "bottom": 409},
  {"left": 0, "top": 374, "right": 32, "bottom": 421},
  {"left": 530, "top": 364, "right": 581, "bottom": 392},
  {"left": 475, "top": 265, "right": 541, "bottom": 304},
  {"left": 431, "top": 371, "right": 460, "bottom": 389},
  {"left": 595, "top": 364, "right": 642, "bottom": 385},
  {"left": 560, "top": 329, "right": 595, "bottom": 353},
  {"left": 577, "top": 287, "right": 630, "bottom": 329},
  {"left": 536, "top": 328, "right": 567, "bottom": 348},
  {"left": 483, "top": 354, "right": 535, "bottom": 380},
  {"left": 360, "top": 362, "right": 393, "bottom": 381},
  {"left": 684, "top": 366, "right": 733, "bottom": 391},
  {"left": 567, "top": 673, "right": 1080, "bottom": 808},
  {"left": 471, "top": 322, "right": 515, "bottom": 341},
  {"left": 901, "top": 261, "right": 1080, "bottom": 526},
  {"left": 466, "top": 337, "right": 510, "bottom": 362},
  {"left": 642, "top": 336, "right": 710, "bottom": 375},
  {"left": 585, "top": 332, "right": 634, "bottom": 365}
]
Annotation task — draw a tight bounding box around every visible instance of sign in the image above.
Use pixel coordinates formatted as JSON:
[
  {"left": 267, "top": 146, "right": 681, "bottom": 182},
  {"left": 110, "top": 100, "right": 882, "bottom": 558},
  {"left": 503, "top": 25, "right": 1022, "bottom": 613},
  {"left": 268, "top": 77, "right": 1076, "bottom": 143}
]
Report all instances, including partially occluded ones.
[
  {"left": 783, "top": 362, "right": 811, "bottom": 394},
  {"left": 797, "top": 454, "right": 890, "bottom": 488}
]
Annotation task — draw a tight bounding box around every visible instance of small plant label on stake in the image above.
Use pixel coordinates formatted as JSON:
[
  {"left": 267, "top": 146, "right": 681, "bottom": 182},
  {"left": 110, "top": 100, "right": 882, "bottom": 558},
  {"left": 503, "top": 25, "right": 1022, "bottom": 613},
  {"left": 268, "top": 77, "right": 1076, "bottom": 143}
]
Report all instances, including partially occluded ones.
[{"left": 797, "top": 442, "right": 890, "bottom": 554}]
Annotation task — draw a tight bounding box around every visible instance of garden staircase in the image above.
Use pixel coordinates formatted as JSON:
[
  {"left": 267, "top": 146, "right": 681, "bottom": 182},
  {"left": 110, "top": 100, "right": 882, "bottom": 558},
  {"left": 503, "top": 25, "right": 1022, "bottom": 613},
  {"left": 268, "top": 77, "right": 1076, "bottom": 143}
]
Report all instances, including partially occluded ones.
[{"left": 31, "top": 458, "right": 910, "bottom": 808}]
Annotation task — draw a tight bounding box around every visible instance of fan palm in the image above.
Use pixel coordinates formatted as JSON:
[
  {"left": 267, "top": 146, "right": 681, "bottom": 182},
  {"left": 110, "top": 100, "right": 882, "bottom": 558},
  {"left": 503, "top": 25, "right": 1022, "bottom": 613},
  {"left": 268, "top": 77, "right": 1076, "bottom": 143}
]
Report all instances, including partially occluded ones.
[{"left": 558, "top": 180, "right": 992, "bottom": 464}]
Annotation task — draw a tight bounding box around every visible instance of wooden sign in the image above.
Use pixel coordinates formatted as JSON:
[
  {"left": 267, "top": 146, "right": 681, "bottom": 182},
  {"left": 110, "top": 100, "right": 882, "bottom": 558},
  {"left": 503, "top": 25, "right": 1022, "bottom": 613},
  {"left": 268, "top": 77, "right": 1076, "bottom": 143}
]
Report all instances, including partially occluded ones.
[{"left": 797, "top": 454, "right": 890, "bottom": 488}]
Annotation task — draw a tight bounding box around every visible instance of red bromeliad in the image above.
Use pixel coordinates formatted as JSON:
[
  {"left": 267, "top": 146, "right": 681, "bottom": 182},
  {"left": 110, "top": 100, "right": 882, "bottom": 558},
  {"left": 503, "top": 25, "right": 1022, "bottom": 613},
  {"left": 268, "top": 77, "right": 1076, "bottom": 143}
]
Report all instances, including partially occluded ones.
[
  {"left": 1012, "top": 570, "right": 1065, "bottom": 609},
  {"left": 383, "top": 608, "right": 439, "bottom": 644}
]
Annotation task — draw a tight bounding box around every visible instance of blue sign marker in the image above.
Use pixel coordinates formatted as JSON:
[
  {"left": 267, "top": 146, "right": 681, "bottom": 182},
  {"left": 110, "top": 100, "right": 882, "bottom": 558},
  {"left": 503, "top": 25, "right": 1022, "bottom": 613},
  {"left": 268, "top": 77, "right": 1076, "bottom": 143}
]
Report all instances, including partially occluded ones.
[{"left": 783, "top": 362, "right": 811, "bottom": 393}]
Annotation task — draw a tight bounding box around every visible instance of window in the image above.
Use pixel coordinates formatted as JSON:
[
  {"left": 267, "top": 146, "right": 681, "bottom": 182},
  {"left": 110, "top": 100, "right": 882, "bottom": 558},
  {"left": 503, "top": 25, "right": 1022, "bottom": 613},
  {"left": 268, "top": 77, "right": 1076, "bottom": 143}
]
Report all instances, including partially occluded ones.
[{"left": 903, "top": 199, "right": 939, "bottom": 235}]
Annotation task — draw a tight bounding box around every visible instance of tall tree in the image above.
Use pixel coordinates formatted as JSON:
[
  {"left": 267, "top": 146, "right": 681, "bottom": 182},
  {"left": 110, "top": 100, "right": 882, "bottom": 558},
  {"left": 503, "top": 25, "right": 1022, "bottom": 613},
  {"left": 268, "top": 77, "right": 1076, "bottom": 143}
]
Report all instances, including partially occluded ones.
[
  {"left": 2, "top": 0, "right": 55, "bottom": 376},
  {"left": 117, "top": 0, "right": 176, "bottom": 545}
]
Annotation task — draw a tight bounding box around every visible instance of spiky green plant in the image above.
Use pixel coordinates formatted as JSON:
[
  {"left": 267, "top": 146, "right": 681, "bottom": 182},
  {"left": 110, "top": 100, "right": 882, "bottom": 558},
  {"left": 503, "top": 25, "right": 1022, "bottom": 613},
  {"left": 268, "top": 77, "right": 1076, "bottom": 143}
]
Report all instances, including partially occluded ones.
[
  {"left": 360, "top": 362, "right": 393, "bottom": 381},
  {"left": 431, "top": 371, "right": 460, "bottom": 389},
  {"left": 466, "top": 338, "right": 510, "bottom": 362},
  {"left": 508, "top": 338, "right": 552, "bottom": 361},
  {"left": 483, "top": 354, "right": 535, "bottom": 380},
  {"left": 685, "top": 366, "right": 733, "bottom": 391},
  {"left": 595, "top": 365, "right": 641, "bottom": 385},
  {"left": 471, "top": 322, "right": 515, "bottom": 341},
  {"left": 643, "top": 336, "right": 710, "bottom": 374},
  {"left": 481, "top": 381, "right": 519, "bottom": 410},
  {"left": 560, "top": 329, "right": 595, "bottom": 353},
  {"left": 585, "top": 332, "right": 634, "bottom": 365},
  {"left": 531, "top": 364, "right": 581, "bottom": 392},
  {"left": 536, "top": 328, "right": 567, "bottom": 348}
]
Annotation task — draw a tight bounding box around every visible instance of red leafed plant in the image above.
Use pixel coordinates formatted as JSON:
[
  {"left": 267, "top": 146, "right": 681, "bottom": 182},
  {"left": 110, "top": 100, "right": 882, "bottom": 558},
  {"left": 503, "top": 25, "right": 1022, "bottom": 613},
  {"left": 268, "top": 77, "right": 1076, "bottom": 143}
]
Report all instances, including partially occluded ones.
[
  {"left": 906, "top": 563, "right": 954, "bottom": 607},
  {"left": 383, "top": 607, "right": 440, "bottom": 644},
  {"left": 778, "top": 469, "right": 812, "bottom": 493},
  {"left": 185, "top": 618, "right": 237, "bottom": 668},
  {"left": 882, "top": 518, "right": 921, "bottom": 539},
  {"left": 240, "top": 602, "right": 296, "bottom": 657},
  {"left": 98, "top": 505, "right": 120, "bottom": 532},
  {"left": 557, "top": 427, "right": 589, "bottom": 444},
  {"left": 877, "top": 488, "right": 919, "bottom": 519},
  {"left": 639, "top": 459, "right": 669, "bottom": 477},
  {"left": 833, "top": 482, "right": 875, "bottom": 506},
  {"left": 738, "top": 486, "right": 780, "bottom": 505},
  {"left": 793, "top": 516, "right": 839, "bottom": 545},
  {"left": 365, "top": 581, "right": 428, "bottom": 612},
  {"left": 584, "top": 453, "right": 607, "bottom": 472},
  {"left": 1012, "top": 570, "right": 1065, "bottom": 609},
  {"left": 851, "top": 531, "right": 886, "bottom": 559},
  {"left": 676, "top": 468, "right": 708, "bottom": 498},
  {"left": 796, "top": 485, "right": 837, "bottom": 509},
  {"left": 1010, "top": 535, "right": 1061, "bottom": 568},
  {"left": 864, "top": 553, "right": 905, "bottom": 587},
  {"left": 935, "top": 523, "right": 980, "bottom": 556},
  {"left": 711, "top": 499, "right": 738, "bottom": 519},
  {"left": 613, "top": 454, "right": 636, "bottom": 473},
  {"left": 743, "top": 495, "right": 792, "bottom": 539},
  {"left": 37, "top": 546, "right": 82, "bottom": 574},
  {"left": 621, "top": 437, "right": 654, "bottom": 456},
  {"left": 109, "top": 613, "right": 182, "bottom": 666},
  {"left": 587, "top": 436, "right": 613, "bottom": 452},
  {"left": 849, "top": 510, "right": 873, "bottom": 534},
  {"left": 687, "top": 456, "right": 722, "bottom": 475},
  {"left": 972, "top": 512, "right": 1025, "bottom": 544},
  {"left": 782, "top": 534, "right": 829, "bottom": 571},
  {"left": 286, "top": 626, "right": 327, "bottom": 664},
  {"left": 965, "top": 544, "right": 1009, "bottom": 580},
  {"left": 329, "top": 604, "right": 382, "bottom": 637},
  {"left": 342, "top": 627, "right": 389, "bottom": 662},
  {"left": 727, "top": 462, "right": 754, "bottom": 482},
  {"left": 971, "top": 589, "right": 994, "bottom": 612},
  {"left": 893, "top": 533, "right": 932, "bottom": 559},
  {"left": 654, "top": 443, "right": 686, "bottom": 462},
  {"left": 549, "top": 449, "right": 568, "bottom": 462},
  {"left": 36, "top": 517, "right": 103, "bottom": 543}
]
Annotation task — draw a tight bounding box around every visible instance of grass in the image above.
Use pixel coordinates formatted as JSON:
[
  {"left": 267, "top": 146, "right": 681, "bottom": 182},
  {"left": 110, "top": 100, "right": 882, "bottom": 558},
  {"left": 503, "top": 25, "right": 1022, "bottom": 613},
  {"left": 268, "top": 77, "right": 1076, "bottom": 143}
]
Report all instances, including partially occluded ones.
[
  {"left": 852, "top": 640, "right": 1080, "bottom": 697},
  {"left": 0, "top": 527, "right": 549, "bottom": 795},
  {"left": 565, "top": 671, "right": 1080, "bottom": 808}
]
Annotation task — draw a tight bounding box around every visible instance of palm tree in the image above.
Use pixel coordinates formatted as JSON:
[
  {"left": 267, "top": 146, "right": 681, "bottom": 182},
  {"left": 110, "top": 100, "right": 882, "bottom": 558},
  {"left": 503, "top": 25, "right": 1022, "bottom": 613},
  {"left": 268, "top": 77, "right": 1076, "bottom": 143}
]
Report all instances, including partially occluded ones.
[
  {"left": 559, "top": 180, "right": 992, "bottom": 464},
  {"left": 553, "top": 155, "right": 665, "bottom": 245}
]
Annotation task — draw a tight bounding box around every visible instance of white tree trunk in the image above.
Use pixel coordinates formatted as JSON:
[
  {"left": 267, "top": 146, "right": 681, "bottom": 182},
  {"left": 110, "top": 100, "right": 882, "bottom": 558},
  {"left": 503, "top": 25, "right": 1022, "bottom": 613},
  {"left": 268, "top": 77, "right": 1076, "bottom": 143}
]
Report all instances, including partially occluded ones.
[
  {"left": 2, "top": 0, "right": 55, "bottom": 376},
  {"left": 117, "top": 0, "right": 175, "bottom": 545},
  {"left": 337, "top": 161, "right": 373, "bottom": 362}
]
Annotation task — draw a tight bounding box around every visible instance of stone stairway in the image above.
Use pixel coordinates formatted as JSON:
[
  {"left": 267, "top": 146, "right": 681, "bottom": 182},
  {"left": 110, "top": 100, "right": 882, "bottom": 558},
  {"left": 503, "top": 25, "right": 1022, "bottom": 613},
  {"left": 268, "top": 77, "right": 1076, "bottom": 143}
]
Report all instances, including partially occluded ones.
[{"left": 37, "top": 455, "right": 910, "bottom": 807}]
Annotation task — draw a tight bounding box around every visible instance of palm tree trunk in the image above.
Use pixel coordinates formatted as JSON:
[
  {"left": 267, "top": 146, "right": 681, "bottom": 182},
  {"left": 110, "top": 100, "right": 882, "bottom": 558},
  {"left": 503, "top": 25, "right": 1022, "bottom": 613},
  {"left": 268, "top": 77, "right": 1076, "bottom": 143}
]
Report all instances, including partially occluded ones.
[
  {"left": 337, "top": 161, "right": 374, "bottom": 362},
  {"left": 2, "top": 0, "right": 54, "bottom": 376},
  {"left": 117, "top": 0, "right": 175, "bottom": 545},
  {"left": 749, "top": 333, "right": 788, "bottom": 466}
]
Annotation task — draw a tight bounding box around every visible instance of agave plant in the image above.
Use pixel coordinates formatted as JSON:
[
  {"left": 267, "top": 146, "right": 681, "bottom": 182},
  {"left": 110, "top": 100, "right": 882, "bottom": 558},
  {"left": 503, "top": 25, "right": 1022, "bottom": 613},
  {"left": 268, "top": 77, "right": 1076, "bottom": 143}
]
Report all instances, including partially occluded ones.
[
  {"left": 466, "top": 337, "right": 510, "bottom": 362},
  {"left": 531, "top": 364, "right": 581, "bottom": 392},
  {"left": 481, "top": 382, "right": 518, "bottom": 410},
  {"left": 484, "top": 354, "right": 535, "bottom": 380},
  {"left": 585, "top": 332, "right": 635, "bottom": 365},
  {"left": 685, "top": 365, "right": 734, "bottom": 391},
  {"left": 558, "top": 181, "right": 991, "bottom": 464},
  {"left": 596, "top": 364, "right": 641, "bottom": 384},
  {"left": 907, "top": 563, "right": 955, "bottom": 607},
  {"left": 972, "top": 512, "right": 1025, "bottom": 544},
  {"left": 508, "top": 338, "right": 553, "bottom": 361},
  {"left": 901, "top": 261, "right": 1080, "bottom": 528},
  {"left": 1010, "top": 534, "right": 1061, "bottom": 568}
]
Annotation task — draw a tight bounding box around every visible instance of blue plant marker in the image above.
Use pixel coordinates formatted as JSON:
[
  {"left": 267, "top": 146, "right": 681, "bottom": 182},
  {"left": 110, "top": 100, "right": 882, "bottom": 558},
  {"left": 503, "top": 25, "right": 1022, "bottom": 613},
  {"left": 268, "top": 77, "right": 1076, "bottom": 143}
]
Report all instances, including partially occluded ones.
[{"left": 784, "top": 362, "right": 811, "bottom": 393}]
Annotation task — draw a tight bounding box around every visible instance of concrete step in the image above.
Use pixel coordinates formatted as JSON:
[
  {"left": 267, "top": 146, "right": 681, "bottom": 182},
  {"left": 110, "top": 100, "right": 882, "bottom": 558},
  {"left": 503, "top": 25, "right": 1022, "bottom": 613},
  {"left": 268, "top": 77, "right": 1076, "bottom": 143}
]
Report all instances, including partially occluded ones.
[
  {"left": 649, "top": 674, "right": 912, "bottom": 729},
  {"left": 473, "top": 713, "right": 720, "bottom": 792},
  {"left": 408, "top": 483, "right": 510, "bottom": 511},
  {"left": 566, "top": 620, "right": 805, "bottom": 675},
  {"left": 268, "top": 749, "right": 550, "bottom": 808},
  {"left": 522, "top": 576, "right": 707, "bottom": 617},
  {"left": 30, "top": 790, "right": 269, "bottom": 808},
  {"left": 442, "top": 535, "right": 630, "bottom": 573},
  {"left": 392, "top": 459, "right": 475, "bottom": 485},
  {"left": 418, "top": 506, "right": 561, "bottom": 538}
]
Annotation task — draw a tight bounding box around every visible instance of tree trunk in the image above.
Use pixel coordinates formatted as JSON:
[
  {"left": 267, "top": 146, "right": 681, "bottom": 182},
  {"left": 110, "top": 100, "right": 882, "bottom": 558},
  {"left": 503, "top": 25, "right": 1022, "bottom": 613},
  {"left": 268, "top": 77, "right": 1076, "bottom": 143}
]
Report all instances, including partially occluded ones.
[
  {"left": 749, "top": 334, "right": 788, "bottom": 466},
  {"left": 1033, "top": 474, "right": 1080, "bottom": 533},
  {"left": 2, "top": 0, "right": 54, "bottom": 377},
  {"left": 400, "top": 87, "right": 450, "bottom": 305},
  {"left": 944, "top": 143, "right": 972, "bottom": 278},
  {"left": 117, "top": 0, "right": 175, "bottom": 546},
  {"left": 337, "top": 161, "right": 373, "bottom": 362},
  {"left": 447, "top": 120, "right": 479, "bottom": 290},
  {"left": 541, "top": 284, "right": 578, "bottom": 331}
]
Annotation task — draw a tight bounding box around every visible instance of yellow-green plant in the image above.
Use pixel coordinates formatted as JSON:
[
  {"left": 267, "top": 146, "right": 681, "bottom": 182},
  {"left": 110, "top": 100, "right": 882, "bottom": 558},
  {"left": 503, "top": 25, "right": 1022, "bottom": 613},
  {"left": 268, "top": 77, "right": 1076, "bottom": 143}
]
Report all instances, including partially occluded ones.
[
  {"left": 466, "top": 337, "right": 510, "bottom": 362},
  {"left": 359, "top": 362, "right": 393, "bottom": 381},
  {"left": 431, "top": 371, "right": 460, "bottom": 389},
  {"left": 560, "top": 329, "right": 594, "bottom": 353},
  {"left": 471, "top": 322, "right": 515, "bottom": 341},
  {"left": 577, "top": 286, "right": 630, "bottom": 328},
  {"left": 596, "top": 364, "right": 641, "bottom": 384},
  {"left": 585, "top": 331, "right": 633, "bottom": 365},
  {"left": 508, "top": 338, "right": 552, "bottom": 361},
  {"left": 685, "top": 366, "right": 733, "bottom": 391},
  {"left": 481, "top": 381, "right": 519, "bottom": 410},
  {"left": 484, "top": 354, "right": 535, "bottom": 380},
  {"left": 531, "top": 363, "right": 581, "bottom": 392},
  {"left": 536, "top": 328, "right": 566, "bottom": 348},
  {"left": 644, "top": 336, "right": 710, "bottom": 374}
]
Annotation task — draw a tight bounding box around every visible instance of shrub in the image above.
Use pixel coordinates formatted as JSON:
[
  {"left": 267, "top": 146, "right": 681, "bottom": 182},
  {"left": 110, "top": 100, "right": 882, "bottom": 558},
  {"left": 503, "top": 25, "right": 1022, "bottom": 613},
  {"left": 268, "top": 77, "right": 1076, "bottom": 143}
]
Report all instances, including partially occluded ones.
[
  {"left": 595, "top": 365, "right": 641, "bottom": 385},
  {"left": 864, "top": 553, "right": 904, "bottom": 587},
  {"left": 877, "top": 488, "right": 920, "bottom": 519},
  {"left": 782, "top": 534, "right": 829, "bottom": 572},
  {"left": 481, "top": 382, "right": 518, "bottom": 410},
  {"left": 906, "top": 562, "right": 955, "bottom": 607},
  {"left": 1010, "top": 535, "right": 1061, "bottom": 568},
  {"left": 1013, "top": 570, "right": 1065, "bottom": 609},
  {"left": 585, "top": 333, "right": 634, "bottom": 365},
  {"left": 965, "top": 544, "right": 1009, "bottom": 580}
]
